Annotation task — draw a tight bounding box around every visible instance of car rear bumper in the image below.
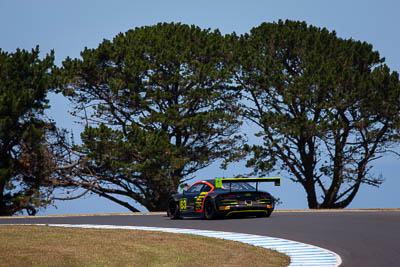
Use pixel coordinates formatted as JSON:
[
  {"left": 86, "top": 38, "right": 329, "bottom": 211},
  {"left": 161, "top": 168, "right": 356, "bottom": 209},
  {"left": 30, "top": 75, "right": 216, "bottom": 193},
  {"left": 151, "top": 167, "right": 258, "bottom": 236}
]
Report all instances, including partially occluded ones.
[{"left": 217, "top": 204, "right": 273, "bottom": 217}]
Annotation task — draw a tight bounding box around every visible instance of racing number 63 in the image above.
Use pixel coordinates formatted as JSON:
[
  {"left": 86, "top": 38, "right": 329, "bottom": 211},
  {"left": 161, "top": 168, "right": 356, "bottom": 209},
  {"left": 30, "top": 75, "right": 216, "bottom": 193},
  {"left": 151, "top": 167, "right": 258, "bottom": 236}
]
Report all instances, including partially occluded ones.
[{"left": 179, "top": 198, "right": 187, "bottom": 211}]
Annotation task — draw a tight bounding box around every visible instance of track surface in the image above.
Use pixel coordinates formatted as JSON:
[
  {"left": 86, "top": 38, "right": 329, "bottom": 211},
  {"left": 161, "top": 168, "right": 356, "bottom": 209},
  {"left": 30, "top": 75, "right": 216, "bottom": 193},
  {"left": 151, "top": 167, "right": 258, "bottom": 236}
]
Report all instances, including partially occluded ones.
[{"left": 1, "top": 211, "right": 399, "bottom": 267}]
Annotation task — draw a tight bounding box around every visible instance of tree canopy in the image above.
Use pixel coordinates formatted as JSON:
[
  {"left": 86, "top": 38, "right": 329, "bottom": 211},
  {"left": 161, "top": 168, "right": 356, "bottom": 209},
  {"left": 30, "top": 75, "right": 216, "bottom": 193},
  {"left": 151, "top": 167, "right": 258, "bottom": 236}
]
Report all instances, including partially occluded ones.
[
  {"left": 234, "top": 20, "right": 400, "bottom": 208},
  {"left": 0, "top": 47, "right": 57, "bottom": 215},
  {"left": 2, "top": 20, "right": 399, "bottom": 215},
  {"left": 58, "top": 23, "right": 243, "bottom": 211}
]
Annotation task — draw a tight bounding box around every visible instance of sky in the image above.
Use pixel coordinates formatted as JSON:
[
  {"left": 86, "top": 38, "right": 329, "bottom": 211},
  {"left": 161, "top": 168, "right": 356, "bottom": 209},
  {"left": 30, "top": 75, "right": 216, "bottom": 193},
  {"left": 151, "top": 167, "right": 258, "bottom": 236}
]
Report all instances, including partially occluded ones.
[{"left": 1, "top": 1, "right": 399, "bottom": 214}]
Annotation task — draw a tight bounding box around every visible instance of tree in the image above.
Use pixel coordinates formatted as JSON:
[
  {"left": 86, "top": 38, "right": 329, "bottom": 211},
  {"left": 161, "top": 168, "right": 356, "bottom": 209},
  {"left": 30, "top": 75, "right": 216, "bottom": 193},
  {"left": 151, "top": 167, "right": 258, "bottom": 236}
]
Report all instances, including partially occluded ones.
[
  {"left": 58, "top": 23, "right": 242, "bottom": 211},
  {"left": 234, "top": 20, "right": 400, "bottom": 208},
  {"left": 0, "top": 47, "right": 57, "bottom": 215}
]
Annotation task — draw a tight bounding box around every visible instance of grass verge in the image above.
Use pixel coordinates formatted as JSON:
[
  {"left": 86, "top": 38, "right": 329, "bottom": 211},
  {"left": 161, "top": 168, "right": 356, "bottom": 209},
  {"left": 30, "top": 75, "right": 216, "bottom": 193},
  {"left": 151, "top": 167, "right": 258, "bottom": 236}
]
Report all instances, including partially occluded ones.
[{"left": 0, "top": 225, "right": 290, "bottom": 267}]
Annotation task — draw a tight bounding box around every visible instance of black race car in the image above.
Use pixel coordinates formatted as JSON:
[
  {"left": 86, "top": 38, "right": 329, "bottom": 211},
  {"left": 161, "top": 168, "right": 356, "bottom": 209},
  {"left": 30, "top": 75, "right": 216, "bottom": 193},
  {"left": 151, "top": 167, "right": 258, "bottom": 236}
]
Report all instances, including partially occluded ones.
[{"left": 167, "top": 177, "right": 280, "bottom": 219}]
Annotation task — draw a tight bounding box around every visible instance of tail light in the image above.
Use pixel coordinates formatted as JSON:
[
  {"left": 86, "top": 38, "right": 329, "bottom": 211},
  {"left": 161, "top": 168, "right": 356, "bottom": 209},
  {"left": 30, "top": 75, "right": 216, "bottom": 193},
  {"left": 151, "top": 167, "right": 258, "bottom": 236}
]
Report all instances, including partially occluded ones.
[
  {"left": 221, "top": 194, "right": 235, "bottom": 199},
  {"left": 260, "top": 193, "right": 270, "bottom": 198}
]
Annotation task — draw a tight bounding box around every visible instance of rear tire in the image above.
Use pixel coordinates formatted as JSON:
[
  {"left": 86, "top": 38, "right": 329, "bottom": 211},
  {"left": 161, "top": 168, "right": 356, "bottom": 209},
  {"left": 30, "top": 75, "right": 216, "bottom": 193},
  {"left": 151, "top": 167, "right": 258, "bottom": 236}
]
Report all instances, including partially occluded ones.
[
  {"left": 203, "top": 198, "right": 217, "bottom": 220},
  {"left": 266, "top": 209, "right": 272, "bottom": 217},
  {"left": 167, "top": 199, "right": 180, "bottom": 219}
]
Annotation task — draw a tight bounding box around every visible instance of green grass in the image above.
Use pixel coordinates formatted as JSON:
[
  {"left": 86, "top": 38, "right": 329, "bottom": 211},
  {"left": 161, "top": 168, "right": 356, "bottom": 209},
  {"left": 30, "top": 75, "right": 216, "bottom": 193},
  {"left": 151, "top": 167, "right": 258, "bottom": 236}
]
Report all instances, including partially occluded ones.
[{"left": 0, "top": 225, "right": 290, "bottom": 267}]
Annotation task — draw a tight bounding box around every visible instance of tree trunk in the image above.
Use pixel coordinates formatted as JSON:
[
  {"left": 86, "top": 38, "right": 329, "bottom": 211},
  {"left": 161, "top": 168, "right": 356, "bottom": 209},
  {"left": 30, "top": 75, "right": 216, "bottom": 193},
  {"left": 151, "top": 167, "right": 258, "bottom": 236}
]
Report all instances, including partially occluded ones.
[{"left": 304, "top": 182, "right": 320, "bottom": 209}]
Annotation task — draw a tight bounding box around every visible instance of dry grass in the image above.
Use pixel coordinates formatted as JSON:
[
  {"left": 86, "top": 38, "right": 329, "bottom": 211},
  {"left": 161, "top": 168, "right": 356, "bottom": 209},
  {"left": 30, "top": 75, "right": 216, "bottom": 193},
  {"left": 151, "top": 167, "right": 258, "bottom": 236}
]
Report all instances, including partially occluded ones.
[{"left": 0, "top": 225, "right": 289, "bottom": 267}]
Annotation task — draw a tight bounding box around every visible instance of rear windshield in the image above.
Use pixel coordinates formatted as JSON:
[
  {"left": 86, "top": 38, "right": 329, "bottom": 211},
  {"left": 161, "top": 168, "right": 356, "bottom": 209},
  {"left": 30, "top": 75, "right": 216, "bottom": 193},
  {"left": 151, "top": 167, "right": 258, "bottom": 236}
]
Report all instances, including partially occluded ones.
[{"left": 221, "top": 182, "right": 255, "bottom": 191}]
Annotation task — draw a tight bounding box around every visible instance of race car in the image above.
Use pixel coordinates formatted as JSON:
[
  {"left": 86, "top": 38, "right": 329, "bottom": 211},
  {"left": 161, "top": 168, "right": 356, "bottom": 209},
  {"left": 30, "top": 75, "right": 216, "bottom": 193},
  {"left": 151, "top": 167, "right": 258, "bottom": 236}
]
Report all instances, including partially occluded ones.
[{"left": 167, "top": 177, "right": 280, "bottom": 219}]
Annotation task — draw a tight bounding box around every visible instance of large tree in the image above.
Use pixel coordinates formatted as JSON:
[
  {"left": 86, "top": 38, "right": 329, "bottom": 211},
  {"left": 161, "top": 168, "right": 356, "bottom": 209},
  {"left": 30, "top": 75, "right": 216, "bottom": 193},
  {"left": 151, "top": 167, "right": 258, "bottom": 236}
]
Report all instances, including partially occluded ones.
[
  {"left": 58, "top": 23, "right": 242, "bottom": 211},
  {"left": 0, "top": 47, "right": 57, "bottom": 215},
  {"left": 234, "top": 20, "right": 400, "bottom": 208}
]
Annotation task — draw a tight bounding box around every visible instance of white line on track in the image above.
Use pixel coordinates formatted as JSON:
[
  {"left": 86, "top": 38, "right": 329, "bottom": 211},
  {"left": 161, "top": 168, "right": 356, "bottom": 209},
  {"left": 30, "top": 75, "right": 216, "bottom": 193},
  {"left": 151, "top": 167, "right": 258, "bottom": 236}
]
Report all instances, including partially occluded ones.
[{"left": 3, "top": 224, "right": 342, "bottom": 267}]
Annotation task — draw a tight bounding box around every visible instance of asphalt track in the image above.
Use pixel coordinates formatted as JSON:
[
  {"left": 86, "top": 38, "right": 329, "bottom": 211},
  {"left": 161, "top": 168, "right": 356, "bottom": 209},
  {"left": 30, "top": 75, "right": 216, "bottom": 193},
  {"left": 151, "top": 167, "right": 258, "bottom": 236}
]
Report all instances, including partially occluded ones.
[{"left": 1, "top": 210, "right": 399, "bottom": 267}]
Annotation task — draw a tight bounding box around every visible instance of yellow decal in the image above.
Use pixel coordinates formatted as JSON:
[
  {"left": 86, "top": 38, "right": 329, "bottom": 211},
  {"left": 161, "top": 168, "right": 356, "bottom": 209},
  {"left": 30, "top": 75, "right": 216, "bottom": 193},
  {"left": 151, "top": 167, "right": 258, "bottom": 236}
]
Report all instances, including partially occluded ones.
[
  {"left": 179, "top": 198, "right": 187, "bottom": 211},
  {"left": 195, "top": 192, "right": 207, "bottom": 211}
]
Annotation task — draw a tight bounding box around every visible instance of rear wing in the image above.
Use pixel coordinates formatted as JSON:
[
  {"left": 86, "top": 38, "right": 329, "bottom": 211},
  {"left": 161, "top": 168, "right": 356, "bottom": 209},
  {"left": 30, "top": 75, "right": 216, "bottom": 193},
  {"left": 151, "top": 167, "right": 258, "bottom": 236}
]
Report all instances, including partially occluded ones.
[{"left": 215, "top": 177, "right": 281, "bottom": 191}]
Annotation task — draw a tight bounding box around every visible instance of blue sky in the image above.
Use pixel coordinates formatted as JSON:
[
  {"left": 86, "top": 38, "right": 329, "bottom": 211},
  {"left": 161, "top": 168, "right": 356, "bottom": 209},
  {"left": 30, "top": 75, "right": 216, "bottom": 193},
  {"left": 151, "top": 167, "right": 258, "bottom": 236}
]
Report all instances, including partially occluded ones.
[{"left": 1, "top": 1, "right": 399, "bottom": 214}]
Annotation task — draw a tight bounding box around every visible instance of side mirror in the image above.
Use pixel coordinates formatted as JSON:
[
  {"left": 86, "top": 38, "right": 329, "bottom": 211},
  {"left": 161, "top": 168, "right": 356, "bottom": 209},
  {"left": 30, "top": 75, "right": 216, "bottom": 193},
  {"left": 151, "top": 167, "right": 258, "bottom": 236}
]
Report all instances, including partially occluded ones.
[{"left": 180, "top": 187, "right": 188, "bottom": 195}]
